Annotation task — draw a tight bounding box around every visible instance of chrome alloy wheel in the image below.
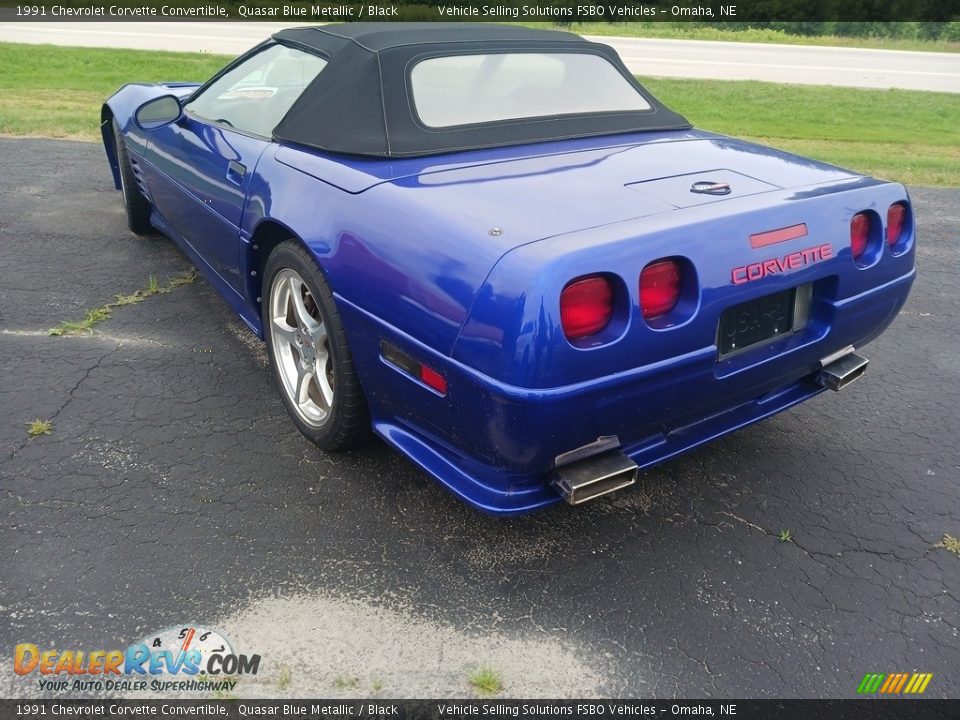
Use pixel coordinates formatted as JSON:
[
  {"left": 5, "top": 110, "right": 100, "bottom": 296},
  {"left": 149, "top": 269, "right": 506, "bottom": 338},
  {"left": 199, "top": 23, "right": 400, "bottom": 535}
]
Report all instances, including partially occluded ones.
[{"left": 268, "top": 268, "right": 335, "bottom": 428}]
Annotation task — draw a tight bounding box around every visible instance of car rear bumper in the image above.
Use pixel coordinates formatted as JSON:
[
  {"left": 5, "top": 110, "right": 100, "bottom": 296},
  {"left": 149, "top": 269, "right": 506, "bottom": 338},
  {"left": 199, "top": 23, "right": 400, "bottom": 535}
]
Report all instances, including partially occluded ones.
[
  {"left": 340, "top": 267, "right": 915, "bottom": 515},
  {"left": 373, "top": 375, "right": 827, "bottom": 514}
]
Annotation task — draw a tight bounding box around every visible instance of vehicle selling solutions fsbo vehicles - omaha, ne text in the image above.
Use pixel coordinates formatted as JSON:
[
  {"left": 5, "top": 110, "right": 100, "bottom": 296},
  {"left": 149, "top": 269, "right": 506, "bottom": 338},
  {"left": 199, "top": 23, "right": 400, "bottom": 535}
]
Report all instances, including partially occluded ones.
[{"left": 101, "top": 24, "right": 916, "bottom": 513}]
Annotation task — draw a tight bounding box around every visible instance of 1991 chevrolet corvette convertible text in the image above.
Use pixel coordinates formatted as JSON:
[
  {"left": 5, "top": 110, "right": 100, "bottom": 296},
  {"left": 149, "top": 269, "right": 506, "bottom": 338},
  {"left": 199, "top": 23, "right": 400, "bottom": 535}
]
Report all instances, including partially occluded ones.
[{"left": 102, "top": 24, "right": 916, "bottom": 514}]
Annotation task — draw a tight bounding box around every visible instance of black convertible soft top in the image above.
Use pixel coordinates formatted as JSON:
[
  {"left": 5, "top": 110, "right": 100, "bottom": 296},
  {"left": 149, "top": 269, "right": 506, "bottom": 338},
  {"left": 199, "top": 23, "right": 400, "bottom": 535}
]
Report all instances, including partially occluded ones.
[{"left": 270, "top": 23, "right": 691, "bottom": 158}]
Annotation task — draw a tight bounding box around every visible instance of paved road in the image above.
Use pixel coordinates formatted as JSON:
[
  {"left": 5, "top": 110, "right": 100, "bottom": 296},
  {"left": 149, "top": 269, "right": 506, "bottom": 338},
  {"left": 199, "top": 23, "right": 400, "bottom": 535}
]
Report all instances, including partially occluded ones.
[
  {"left": 1, "top": 138, "right": 958, "bottom": 699},
  {"left": 1, "top": 21, "right": 958, "bottom": 92},
  {"left": 609, "top": 36, "right": 960, "bottom": 92}
]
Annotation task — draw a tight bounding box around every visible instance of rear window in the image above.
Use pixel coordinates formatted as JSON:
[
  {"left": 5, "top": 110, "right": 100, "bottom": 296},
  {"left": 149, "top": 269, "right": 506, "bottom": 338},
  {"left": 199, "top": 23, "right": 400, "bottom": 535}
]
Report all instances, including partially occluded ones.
[{"left": 410, "top": 52, "right": 651, "bottom": 129}]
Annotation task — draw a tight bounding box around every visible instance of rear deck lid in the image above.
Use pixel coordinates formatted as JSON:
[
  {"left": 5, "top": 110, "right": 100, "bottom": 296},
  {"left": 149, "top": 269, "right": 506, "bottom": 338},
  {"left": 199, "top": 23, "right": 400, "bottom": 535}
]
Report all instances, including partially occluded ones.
[{"left": 280, "top": 129, "right": 859, "bottom": 249}]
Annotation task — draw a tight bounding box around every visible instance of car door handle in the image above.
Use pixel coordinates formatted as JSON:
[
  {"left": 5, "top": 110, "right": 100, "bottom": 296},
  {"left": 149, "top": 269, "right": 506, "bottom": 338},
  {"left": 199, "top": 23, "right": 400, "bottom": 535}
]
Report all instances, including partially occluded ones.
[{"left": 226, "top": 160, "right": 246, "bottom": 184}]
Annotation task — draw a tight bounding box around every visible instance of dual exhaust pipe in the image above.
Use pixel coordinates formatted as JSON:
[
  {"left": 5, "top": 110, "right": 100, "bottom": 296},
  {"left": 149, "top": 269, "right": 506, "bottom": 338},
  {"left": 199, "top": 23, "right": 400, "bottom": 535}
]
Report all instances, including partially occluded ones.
[{"left": 550, "top": 348, "right": 869, "bottom": 506}]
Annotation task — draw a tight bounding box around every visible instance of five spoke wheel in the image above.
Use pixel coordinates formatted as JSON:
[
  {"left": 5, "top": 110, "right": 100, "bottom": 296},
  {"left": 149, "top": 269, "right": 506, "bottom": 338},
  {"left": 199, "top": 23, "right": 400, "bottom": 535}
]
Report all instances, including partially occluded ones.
[{"left": 269, "top": 268, "right": 335, "bottom": 428}]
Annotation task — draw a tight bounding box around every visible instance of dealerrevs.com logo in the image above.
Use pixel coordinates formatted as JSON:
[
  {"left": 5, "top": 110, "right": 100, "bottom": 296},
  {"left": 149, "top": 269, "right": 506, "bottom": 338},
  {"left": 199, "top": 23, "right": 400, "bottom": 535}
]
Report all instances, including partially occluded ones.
[{"left": 14, "top": 625, "right": 260, "bottom": 694}]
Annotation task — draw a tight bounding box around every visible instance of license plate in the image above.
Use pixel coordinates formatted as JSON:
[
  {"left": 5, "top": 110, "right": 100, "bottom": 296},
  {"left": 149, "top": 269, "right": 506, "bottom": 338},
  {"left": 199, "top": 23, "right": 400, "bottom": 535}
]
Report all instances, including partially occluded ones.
[{"left": 718, "top": 286, "right": 805, "bottom": 357}]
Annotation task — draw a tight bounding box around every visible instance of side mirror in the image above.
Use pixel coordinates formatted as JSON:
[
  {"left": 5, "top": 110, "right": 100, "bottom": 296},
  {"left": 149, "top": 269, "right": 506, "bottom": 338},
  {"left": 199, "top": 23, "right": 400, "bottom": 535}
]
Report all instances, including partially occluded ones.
[{"left": 134, "top": 95, "right": 183, "bottom": 130}]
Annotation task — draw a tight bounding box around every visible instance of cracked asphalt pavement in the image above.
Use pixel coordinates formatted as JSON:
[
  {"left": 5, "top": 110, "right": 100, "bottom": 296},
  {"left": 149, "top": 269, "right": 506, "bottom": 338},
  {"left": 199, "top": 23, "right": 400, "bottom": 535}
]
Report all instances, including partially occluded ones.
[{"left": 1, "top": 138, "right": 958, "bottom": 699}]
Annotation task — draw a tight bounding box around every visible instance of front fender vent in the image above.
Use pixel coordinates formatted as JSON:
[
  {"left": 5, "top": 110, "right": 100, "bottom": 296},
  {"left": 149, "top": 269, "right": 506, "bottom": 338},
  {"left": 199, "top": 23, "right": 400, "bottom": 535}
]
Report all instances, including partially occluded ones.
[{"left": 129, "top": 157, "right": 150, "bottom": 200}]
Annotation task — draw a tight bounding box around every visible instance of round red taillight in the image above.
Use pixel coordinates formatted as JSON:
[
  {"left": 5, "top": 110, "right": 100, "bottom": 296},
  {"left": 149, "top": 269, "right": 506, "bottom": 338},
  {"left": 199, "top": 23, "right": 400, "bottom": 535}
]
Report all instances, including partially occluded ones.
[
  {"left": 850, "top": 212, "right": 870, "bottom": 259},
  {"left": 560, "top": 276, "right": 614, "bottom": 340},
  {"left": 639, "top": 259, "right": 682, "bottom": 320},
  {"left": 887, "top": 202, "right": 907, "bottom": 247}
]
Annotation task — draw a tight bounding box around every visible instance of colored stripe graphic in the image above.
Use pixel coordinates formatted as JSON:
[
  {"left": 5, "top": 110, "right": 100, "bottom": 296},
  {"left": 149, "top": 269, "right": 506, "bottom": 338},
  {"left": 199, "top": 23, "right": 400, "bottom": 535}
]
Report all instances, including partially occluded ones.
[
  {"left": 893, "top": 673, "right": 909, "bottom": 693},
  {"left": 880, "top": 674, "right": 897, "bottom": 693},
  {"left": 858, "top": 673, "right": 932, "bottom": 694},
  {"left": 857, "top": 674, "right": 885, "bottom": 694}
]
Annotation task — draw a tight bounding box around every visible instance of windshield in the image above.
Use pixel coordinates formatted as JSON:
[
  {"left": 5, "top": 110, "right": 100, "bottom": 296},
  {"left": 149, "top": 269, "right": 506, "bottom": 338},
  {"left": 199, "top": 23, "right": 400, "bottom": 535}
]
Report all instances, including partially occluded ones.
[{"left": 410, "top": 52, "right": 652, "bottom": 129}]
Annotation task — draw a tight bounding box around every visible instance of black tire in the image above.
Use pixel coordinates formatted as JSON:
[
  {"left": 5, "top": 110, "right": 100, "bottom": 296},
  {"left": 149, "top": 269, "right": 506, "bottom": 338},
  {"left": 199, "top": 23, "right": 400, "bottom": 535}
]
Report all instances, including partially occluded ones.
[
  {"left": 112, "top": 119, "right": 153, "bottom": 235},
  {"left": 263, "top": 240, "right": 370, "bottom": 450}
]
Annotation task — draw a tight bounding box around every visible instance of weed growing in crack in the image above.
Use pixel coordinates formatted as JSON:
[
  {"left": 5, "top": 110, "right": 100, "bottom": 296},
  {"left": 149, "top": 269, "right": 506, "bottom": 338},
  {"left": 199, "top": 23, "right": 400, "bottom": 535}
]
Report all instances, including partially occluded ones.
[
  {"left": 934, "top": 534, "right": 960, "bottom": 557},
  {"left": 277, "top": 666, "right": 292, "bottom": 690},
  {"left": 50, "top": 270, "right": 197, "bottom": 336},
  {"left": 26, "top": 419, "right": 53, "bottom": 437},
  {"left": 467, "top": 666, "right": 503, "bottom": 696}
]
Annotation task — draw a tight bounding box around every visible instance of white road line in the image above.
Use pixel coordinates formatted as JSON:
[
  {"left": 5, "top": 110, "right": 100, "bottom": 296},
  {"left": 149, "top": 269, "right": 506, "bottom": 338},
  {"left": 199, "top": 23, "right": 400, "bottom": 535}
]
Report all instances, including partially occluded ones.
[
  {"left": 619, "top": 55, "right": 960, "bottom": 79},
  {"left": 0, "top": 24, "right": 266, "bottom": 42}
]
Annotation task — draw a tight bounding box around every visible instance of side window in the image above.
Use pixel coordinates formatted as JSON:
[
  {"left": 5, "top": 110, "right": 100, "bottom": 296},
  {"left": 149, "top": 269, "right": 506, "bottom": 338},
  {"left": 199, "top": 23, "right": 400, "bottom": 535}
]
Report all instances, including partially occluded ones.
[{"left": 184, "top": 44, "right": 327, "bottom": 137}]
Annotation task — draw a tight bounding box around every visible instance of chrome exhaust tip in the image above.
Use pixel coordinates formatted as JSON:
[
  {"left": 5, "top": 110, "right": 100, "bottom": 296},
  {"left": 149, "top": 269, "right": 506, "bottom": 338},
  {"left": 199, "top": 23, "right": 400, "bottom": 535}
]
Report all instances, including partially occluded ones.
[
  {"left": 817, "top": 348, "right": 869, "bottom": 392},
  {"left": 550, "top": 448, "right": 638, "bottom": 505}
]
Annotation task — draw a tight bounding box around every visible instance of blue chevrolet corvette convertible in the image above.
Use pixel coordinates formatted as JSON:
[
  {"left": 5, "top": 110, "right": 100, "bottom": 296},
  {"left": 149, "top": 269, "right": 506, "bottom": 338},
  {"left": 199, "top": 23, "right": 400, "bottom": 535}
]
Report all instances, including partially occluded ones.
[{"left": 102, "top": 23, "right": 916, "bottom": 514}]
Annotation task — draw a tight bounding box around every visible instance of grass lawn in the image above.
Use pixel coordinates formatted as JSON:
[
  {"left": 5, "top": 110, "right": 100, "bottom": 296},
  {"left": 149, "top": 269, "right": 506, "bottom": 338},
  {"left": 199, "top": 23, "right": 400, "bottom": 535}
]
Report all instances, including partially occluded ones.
[
  {"left": 642, "top": 76, "right": 960, "bottom": 187},
  {"left": 1, "top": 42, "right": 957, "bottom": 187},
  {"left": 0, "top": 43, "right": 229, "bottom": 140}
]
